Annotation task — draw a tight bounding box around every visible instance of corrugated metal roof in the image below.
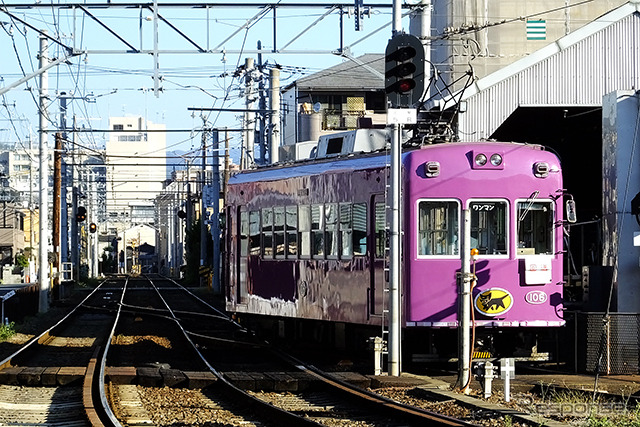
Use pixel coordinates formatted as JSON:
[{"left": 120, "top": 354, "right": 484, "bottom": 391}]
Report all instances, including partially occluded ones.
[
  {"left": 445, "top": 1, "right": 640, "bottom": 141},
  {"left": 291, "top": 53, "right": 384, "bottom": 91}
]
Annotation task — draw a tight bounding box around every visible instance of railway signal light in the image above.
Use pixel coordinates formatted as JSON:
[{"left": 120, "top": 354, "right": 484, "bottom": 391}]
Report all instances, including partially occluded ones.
[
  {"left": 385, "top": 33, "right": 426, "bottom": 108},
  {"left": 89, "top": 223, "right": 97, "bottom": 233},
  {"left": 76, "top": 206, "right": 87, "bottom": 222}
]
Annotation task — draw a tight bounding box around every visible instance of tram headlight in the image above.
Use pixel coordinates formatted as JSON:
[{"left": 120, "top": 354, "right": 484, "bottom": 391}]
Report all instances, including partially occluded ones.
[
  {"left": 490, "top": 153, "right": 503, "bottom": 166},
  {"left": 475, "top": 153, "right": 487, "bottom": 166}
]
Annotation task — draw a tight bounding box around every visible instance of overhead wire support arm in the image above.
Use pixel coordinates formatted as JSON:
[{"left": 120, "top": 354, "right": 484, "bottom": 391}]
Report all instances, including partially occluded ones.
[
  {"left": 0, "top": 53, "right": 81, "bottom": 97},
  {"left": 278, "top": 6, "right": 337, "bottom": 52},
  {"left": 188, "top": 107, "right": 274, "bottom": 114},
  {"left": 77, "top": 5, "right": 139, "bottom": 52},
  {"left": 0, "top": 7, "right": 75, "bottom": 53},
  {"left": 147, "top": 6, "right": 205, "bottom": 52},
  {"left": 340, "top": 51, "right": 384, "bottom": 79},
  {"left": 213, "top": 6, "right": 272, "bottom": 52}
]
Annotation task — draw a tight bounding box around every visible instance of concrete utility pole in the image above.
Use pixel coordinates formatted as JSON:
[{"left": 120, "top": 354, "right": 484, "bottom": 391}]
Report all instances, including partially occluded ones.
[
  {"left": 409, "top": 0, "right": 432, "bottom": 100},
  {"left": 200, "top": 129, "right": 207, "bottom": 286},
  {"left": 257, "top": 41, "right": 267, "bottom": 165},
  {"left": 52, "top": 133, "right": 62, "bottom": 291},
  {"left": 242, "top": 57, "right": 256, "bottom": 169},
  {"left": 90, "top": 171, "right": 99, "bottom": 277},
  {"left": 211, "top": 130, "right": 221, "bottom": 294},
  {"left": 38, "top": 33, "right": 50, "bottom": 313},
  {"left": 59, "top": 94, "right": 69, "bottom": 267},
  {"left": 269, "top": 68, "right": 280, "bottom": 164}
]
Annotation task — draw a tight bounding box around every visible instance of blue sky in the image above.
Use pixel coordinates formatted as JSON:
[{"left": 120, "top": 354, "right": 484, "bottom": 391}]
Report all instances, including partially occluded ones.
[{"left": 0, "top": 2, "right": 401, "bottom": 166}]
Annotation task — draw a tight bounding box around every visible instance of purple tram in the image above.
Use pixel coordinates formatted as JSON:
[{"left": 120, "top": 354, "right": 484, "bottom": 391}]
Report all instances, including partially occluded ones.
[{"left": 224, "top": 141, "right": 568, "bottom": 358}]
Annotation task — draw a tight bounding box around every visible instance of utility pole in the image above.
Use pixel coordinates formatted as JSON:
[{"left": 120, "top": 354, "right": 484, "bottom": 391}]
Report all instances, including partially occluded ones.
[
  {"left": 269, "top": 68, "right": 280, "bottom": 164},
  {"left": 211, "top": 130, "right": 221, "bottom": 294},
  {"left": 409, "top": 0, "right": 432, "bottom": 100},
  {"left": 59, "top": 93, "right": 69, "bottom": 268},
  {"left": 38, "top": 33, "right": 50, "bottom": 313},
  {"left": 223, "top": 129, "right": 230, "bottom": 198},
  {"left": 257, "top": 41, "right": 267, "bottom": 165},
  {"left": 70, "top": 116, "right": 79, "bottom": 281},
  {"left": 29, "top": 135, "right": 36, "bottom": 283},
  {"left": 90, "top": 171, "right": 99, "bottom": 277},
  {"left": 200, "top": 129, "right": 207, "bottom": 286},
  {"left": 52, "top": 132, "right": 62, "bottom": 293},
  {"left": 242, "top": 57, "right": 256, "bottom": 169}
]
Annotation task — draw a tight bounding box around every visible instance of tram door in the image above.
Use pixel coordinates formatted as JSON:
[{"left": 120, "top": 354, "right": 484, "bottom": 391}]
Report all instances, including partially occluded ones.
[
  {"left": 369, "top": 195, "right": 387, "bottom": 317},
  {"left": 237, "top": 209, "right": 249, "bottom": 303}
]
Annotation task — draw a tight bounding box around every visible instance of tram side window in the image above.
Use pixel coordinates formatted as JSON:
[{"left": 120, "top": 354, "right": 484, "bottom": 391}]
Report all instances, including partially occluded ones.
[
  {"left": 240, "top": 210, "right": 249, "bottom": 257},
  {"left": 311, "top": 204, "right": 324, "bottom": 257},
  {"left": 353, "top": 203, "right": 367, "bottom": 256},
  {"left": 418, "top": 200, "right": 459, "bottom": 256},
  {"left": 249, "top": 211, "right": 260, "bottom": 256},
  {"left": 375, "top": 202, "right": 386, "bottom": 259},
  {"left": 262, "top": 208, "right": 274, "bottom": 258},
  {"left": 286, "top": 206, "right": 298, "bottom": 257},
  {"left": 339, "top": 203, "right": 353, "bottom": 258},
  {"left": 274, "top": 206, "right": 285, "bottom": 258},
  {"left": 325, "top": 203, "right": 338, "bottom": 258},
  {"left": 517, "top": 201, "right": 553, "bottom": 255},
  {"left": 470, "top": 201, "right": 507, "bottom": 255},
  {"left": 299, "top": 205, "right": 311, "bottom": 258}
]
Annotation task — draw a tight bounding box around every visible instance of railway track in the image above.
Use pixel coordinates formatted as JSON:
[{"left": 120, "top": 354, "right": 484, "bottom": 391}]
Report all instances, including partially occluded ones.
[
  {"left": 0, "top": 274, "right": 482, "bottom": 426},
  {"left": 105, "top": 274, "right": 478, "bottom": 426},
  {"left": 0, "top": 276, "right": 123, "bottom": 426}
]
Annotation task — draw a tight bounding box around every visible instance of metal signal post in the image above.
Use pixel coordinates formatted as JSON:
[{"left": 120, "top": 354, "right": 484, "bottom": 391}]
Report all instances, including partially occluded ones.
[{"left": 385, "top": 29, "right": 425, "bottom": 376}]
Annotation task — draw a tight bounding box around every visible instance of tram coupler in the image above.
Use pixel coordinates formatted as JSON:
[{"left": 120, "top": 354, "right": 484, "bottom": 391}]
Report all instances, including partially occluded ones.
[
  {"left": 368, "top": 336, "right": 387, "bottom": 376},
  {"left": 473, "top": 361, "right": 497, "bottom": 398}
]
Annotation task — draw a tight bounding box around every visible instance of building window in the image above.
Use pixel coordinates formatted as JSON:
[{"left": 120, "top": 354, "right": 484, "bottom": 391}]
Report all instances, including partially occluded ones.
[{"left": 113, "top": 124, "right": 124, "bottom": 131}]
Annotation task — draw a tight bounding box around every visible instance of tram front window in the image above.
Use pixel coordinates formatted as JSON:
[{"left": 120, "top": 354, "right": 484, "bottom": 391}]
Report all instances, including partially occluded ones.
[
  {"left": 418, "top": 200, "right": 459, "bottom": 256},
  {"left": 517, "top": 200, "right": 553, "bottom": 255},
  {"left": 470, "top": 200, "right": 507, "bottom": 255}
]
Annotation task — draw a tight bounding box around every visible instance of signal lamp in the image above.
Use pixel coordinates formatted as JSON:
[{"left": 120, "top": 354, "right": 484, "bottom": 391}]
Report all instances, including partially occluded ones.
[{"left": 76, "top": 206, "right": 87, "bottom": 222}]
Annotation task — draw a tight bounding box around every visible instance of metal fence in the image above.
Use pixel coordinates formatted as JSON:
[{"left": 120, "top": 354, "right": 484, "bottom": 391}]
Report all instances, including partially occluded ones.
[{"left": 565, "top": 312, "right": 640, "bottom": 375}]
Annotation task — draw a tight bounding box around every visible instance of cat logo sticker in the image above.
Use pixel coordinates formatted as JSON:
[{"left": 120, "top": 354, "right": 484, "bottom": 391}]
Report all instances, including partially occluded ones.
[{"left": 474, "top": 288, "right": 513, "bottom": 317}]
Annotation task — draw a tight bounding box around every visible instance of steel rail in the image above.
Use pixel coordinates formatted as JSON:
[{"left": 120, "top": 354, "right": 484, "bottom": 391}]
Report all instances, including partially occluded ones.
[
  {"left": 96, "top": 276, "right": 131, "bottom": 427},
  {"left": 144, "top": 274, "right": 322, "bottom": 426},
  {"left": 0, "top": 277, "right": 112, "bottom": 369},
  {"left": 148, "top": 274, "right": 477, "bottom": 426}
]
